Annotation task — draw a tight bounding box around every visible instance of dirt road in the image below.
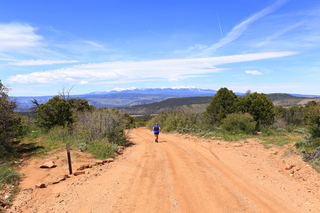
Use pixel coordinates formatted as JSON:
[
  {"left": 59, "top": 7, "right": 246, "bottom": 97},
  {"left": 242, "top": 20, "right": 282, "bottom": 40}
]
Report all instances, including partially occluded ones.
[{"left": 12, "top": 127, "right": 320, "bottom": 212}]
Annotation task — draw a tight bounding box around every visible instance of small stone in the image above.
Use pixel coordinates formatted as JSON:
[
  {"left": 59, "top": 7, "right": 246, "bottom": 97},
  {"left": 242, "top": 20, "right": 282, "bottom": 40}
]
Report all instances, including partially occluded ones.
[
  {"left": 88, "top": 163, "right": 95, "bottom": 168},
  {"left": 56, "top": 174, "right": 68, "bottom": 182},
  {"left": 285, "top": 165, "right": 294, "bottom": 170},
  {"left": 105, "top": 158, "right": 114, "bottom": 163},
  {"left": 77, "top": 165, "right": 85, "bottom": 170},
  {"left": 40, "top": 161, "right": 56, "bottom": 168},
  {"left": 96, "top": 160, "right": 104, "bottom": 165},
  {"left": 73, "top": 171, "right": 85, "bottom": 176},
  {"left": 35, "top": 183, "right": 47, "bottom": 188}
]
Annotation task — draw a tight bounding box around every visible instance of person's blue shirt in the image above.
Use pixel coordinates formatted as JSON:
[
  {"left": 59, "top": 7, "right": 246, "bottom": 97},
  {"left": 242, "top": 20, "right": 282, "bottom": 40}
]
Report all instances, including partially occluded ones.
[{"left": 153, "top": 125, "right": 159, "bottom": 134}]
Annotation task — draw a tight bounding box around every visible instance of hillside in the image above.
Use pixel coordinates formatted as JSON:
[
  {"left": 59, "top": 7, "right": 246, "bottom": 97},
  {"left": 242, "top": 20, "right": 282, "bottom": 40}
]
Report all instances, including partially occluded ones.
[
  {"left": 13, "top": 88, "right": 320, "bottom": 113},
  {"left": 120, "top": 93, "right": 320, "bottom": 116},
  {"left": 121, "top": 96, "right": 212, "bottom": 115}
]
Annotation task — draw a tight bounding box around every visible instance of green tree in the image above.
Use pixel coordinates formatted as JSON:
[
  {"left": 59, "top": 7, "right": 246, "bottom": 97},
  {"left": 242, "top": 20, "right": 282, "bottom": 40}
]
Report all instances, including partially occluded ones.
[
  {"left": 303, "top": 102, "right": 320, "bottom": 138},
  {"left": 237, "top": 92, "right": 275, "bottom": 129},
  {"left": 36, "top": 96, "right": 73, "bottom": 131},
  {"left": 274, "top": 105, "right": 304, "bottom": 127},
  {"left": 68, "top": 98, "right": 92, "bottom": 112},
  {"left": 205, "top": 87, "right": 238, "bottom": 125},
  {"left": 0, "top": 81, "right": 20, "bottom": 154}
]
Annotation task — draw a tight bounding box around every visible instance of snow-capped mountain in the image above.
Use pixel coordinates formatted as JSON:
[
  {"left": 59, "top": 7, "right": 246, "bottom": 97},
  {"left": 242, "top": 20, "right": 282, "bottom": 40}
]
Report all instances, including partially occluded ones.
[
  {"left": 87, "top": 86, "right": 219, "bottom": 96},
  {"left": 14, "top": 87, "right": 220, "bottom": 111}
]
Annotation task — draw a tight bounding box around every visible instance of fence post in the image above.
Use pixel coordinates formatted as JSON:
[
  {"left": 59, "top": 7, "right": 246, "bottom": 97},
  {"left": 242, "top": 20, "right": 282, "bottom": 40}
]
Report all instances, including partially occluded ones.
[{"left": 66, "top": 143, "right": 73, "bottom": 175}]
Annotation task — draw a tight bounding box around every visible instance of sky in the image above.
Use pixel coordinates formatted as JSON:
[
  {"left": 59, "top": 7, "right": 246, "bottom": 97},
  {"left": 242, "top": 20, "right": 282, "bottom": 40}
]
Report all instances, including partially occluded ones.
[{"left": 0, "top": 0, "right": 320, "bottom": 96}]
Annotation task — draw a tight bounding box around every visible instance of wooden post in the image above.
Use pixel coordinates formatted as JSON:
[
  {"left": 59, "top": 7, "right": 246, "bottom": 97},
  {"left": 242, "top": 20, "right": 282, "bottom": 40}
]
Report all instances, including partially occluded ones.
[{"left": 66, "top": 143, "right": 72, "bottom": 175}]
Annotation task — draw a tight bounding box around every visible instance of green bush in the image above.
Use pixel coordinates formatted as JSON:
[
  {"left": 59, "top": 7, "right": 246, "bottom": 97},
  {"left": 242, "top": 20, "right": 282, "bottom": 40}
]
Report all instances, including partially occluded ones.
[
  {"left": 87, "top": 139, "right": 114, "bottom": 159},
  {"left": 134, "top": 115, "right": 152, "bottom": 128},
  {"left": 45, "top": 108, "right": 129, "bottom": 157},
  {"left": 72, "top": 109, "right": 128, "bottom": 146},
  {"left": 295, "top": 137, "right": 320, "bottom": 165},
  {"left": 293, "top": 127, "right": 308, "bottom": 134},
  {"left": 0, "top": 81, "right": 21, "bottom": 155},
  {"left": 36, "top": 96, "right": 74, "bottom": 131},
  {"left": 48, "top": 125, "right": 72, "bottom": 142},
  {"left": 0, "top": 163, "right": 20, "bottom": 185},
  {"left": 76, "top": 142, "right": 88, "bottom": 152},
  {"left": 221, "top": 113, "right": 256, "bottom": 134},
  {"left": 146, "top": 108, "right": 206, "bottom": 133}
]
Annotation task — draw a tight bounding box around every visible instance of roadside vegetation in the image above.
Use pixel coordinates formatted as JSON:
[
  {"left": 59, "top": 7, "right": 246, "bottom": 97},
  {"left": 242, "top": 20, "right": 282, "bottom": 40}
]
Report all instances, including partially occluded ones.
[
  {"left": 0, "top": 81, "right": 26, "bottom": 210},
  {"left": 147, "top": 87, "right": 320, "bottom": 169},
  {"left": 0, "top": 83, "right": 132, "bottom": 211}
]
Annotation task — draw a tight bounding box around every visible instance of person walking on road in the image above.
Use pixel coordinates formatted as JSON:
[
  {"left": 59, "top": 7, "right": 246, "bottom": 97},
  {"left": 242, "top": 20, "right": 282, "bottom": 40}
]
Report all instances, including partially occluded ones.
[{"left": 153, "top": 123, "right": 160, "bottom": 142}]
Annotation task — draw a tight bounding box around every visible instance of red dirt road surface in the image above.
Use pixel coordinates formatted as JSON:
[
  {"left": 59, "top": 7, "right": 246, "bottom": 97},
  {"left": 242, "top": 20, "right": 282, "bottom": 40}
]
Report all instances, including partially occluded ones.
[{"left": 12, "top": 127, "right": 320, "bottom": 212}]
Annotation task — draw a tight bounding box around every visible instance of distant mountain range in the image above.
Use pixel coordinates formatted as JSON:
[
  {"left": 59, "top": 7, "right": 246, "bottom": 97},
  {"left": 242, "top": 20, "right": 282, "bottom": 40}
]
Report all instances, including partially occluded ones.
[{"left": 12, "top": 87, "right": 320, "bottom": 112}]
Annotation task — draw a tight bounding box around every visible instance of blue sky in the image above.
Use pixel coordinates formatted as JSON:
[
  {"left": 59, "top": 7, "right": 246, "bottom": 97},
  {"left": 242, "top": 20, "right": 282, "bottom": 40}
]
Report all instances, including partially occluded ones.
[{"left": 1, "top": 0, "right": 319, "bottom": 96}]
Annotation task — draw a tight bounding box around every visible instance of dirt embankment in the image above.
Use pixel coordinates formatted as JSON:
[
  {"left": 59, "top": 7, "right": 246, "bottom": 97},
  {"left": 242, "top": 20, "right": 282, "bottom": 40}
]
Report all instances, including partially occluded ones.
[{"left": 8, "top": 127, "right": 320, "bottom": 212}]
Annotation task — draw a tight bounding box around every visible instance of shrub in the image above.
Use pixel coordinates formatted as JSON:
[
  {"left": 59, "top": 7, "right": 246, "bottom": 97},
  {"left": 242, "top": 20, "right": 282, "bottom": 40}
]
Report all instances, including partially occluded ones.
[
  {"left": 293, "top": 128, "right": 308, "bottom": 134},
  {"left": 221, "top": 113, "right": 256, "bottom": 134},
  {"left": 146, "top": 108, "right": 206, "bottom": 133},
  {"left": 40, "top": 107, "right": 129, "bottom": 158},
  {"left": 237, "top": 92, "right": 275, "bottom": 130},
  {"left": 72, "top": 108, "right": 128, "bottom": 146},
  {"left": 87, "top": 139, "right": 114, "bottom": 159},
  {"left": 0, "top": 163, "right": 20, "bottom": 185},
  {"left": 0, "top": 81, "right": 21, "bottom": 155},
  {"left": 303, "top": 102, "right": 320, "bottom": 138},
  {"left": 36, "top": 96, "right": 73, "bottom": 131}
]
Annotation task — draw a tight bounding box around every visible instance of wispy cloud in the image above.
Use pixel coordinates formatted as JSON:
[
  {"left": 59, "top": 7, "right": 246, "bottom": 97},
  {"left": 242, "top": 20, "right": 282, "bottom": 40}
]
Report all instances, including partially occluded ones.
[
  {"left": 0, "top": 22, "right": 43, "bottom": 51},
  {"left": 174, "top": 44, "right": 208, "bottom": 55},
  {"left": 245, "top": 70, "right": 263, "bottom": 75},
  {"left": 8, "top": 59, "right": 80, "bottom": 66},
  {"left": 256, "top": 21, "right": 304, "bottom": 47},
  {"left": 8, "top": 51, "right": 296, "bottom": 84},
  {"left": 84, "top": 40, "right": 109, "bottom": 51},
  {"left": 201, "top": 0, "right": 289, "bottom": 55}
]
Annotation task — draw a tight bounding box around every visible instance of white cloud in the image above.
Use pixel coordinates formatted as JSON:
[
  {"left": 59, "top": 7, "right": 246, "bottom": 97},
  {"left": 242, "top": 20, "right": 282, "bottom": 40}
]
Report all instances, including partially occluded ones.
[
  {"left": 79, "top": 81, "right": 89, "bottom": 85},
  {"left": 8, "top": 51, "right": 297, "bottom": 84},
  {"left": 0, "top": 22, "right": 43, "bottom": 51},
  {"left": 8, "top": 59, "right": 80, "bottom": 66},
  {"left": 201, "top": 0, "right": 289, "bottom": 55},
  {"left": 245, "top": 70, "right": 263, "bottom": 75}
]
